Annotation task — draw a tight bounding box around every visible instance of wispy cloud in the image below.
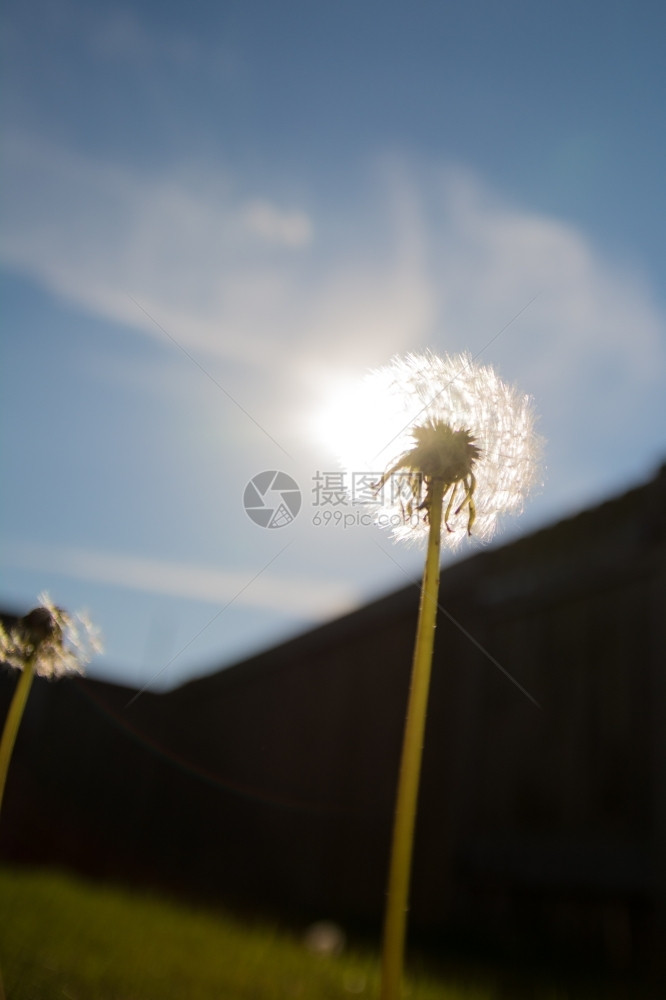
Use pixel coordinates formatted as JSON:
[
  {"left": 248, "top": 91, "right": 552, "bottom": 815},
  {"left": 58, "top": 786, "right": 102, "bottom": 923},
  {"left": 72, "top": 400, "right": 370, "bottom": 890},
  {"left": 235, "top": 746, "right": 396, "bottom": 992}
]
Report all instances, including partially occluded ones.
[
  {"left": 3, "top": 136, "right": 663, "bottom": 378},
  {"left": 2, "top": 133, "right": 664, "bottom": 486},
  {"left": 5, "top": 541, "right": 359, "bottom": 619},
  {"left": 0, "top": 134, "right": 316, "bottom": 365},
  {"left": 423, "top": 163, "right": 664, "bottom": 385},
  {"left": 241, "top": 200, "right": 313, "bottom": 247}
]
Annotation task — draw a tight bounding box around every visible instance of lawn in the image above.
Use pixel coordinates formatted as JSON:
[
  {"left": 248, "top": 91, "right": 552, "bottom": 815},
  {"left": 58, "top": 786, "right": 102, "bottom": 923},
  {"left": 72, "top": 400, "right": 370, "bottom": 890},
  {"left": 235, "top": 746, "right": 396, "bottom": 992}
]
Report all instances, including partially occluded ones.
[
  {"left": 0, "top": 866, "right": 485, "bottom": 1000},
  {"left": 0, "top": 865, "right": 654, "bottom": 999}
]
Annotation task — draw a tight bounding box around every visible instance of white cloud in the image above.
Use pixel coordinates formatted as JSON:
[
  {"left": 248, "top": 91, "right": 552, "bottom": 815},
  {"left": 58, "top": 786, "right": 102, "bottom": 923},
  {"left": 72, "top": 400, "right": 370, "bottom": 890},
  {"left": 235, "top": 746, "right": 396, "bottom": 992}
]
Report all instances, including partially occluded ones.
[
  {"left": 241, "top": 200, "right": 313, "bottom": 247},
  {"left": 3, "top": 136, "right": 662, "bottom": 373},
  {"left": 5, "top": 541, "right": 360, "bottom": 619},
  {"left": 424, "top": 165, "right": 664, "bottom": 386},
  {"left": 1, "top": 134, "right": 663, "bottom": 485},
  {"left": 0, "top": 134, "right": 315, "bottom": 365}
]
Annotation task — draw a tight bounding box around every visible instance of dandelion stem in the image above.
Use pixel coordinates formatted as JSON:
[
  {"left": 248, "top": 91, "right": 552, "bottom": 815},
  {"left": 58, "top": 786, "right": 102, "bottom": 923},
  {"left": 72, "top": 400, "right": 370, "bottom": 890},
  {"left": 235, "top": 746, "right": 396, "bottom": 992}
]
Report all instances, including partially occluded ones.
[
  {"left": 0, "top": 654, "right": 36, "bottom": 817},
  {"left": 380, "top": 477, "right": 445, "bottom": 1000}
]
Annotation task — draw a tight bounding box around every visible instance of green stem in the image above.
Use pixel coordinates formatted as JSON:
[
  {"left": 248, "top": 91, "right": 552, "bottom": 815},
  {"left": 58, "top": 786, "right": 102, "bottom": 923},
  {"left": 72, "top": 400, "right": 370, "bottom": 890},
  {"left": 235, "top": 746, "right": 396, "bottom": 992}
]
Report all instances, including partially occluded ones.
[
  {"left": 379, "top": 478, "right": 445, "bottom": 1000},
  {"left": 0, "top": 655, "right": 36, "bottom": 817}
]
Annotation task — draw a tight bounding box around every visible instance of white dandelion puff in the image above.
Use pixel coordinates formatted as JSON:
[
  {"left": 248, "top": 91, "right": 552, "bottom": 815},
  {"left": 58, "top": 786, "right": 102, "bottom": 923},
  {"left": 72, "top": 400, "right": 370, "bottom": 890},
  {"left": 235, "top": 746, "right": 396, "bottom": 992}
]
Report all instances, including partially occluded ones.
[
  {"left": 336, "top": 351, "right": 542, "bottom": 546},
  {"left": 0, "top": 592, "right": 102, "bottom": 679}
]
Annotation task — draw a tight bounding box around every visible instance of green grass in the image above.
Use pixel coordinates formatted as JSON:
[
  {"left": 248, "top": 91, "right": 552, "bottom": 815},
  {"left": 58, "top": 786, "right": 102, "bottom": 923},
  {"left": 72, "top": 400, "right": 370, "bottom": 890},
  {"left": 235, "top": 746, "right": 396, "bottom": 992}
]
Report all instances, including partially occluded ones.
[
  {"left": 0, "top": 866, "right": 653, "bottom": 1000},
  {"left": 0, "top": 866, "right": 486, "bottom": 1000}
]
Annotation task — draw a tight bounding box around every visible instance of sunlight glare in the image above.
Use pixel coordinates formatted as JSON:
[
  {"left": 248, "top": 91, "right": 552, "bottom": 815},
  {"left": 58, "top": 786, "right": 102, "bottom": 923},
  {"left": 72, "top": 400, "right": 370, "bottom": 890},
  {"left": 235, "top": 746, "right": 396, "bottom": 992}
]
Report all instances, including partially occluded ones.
[{"left": 310, "top": 372, "right": 412, "bottom": 473}]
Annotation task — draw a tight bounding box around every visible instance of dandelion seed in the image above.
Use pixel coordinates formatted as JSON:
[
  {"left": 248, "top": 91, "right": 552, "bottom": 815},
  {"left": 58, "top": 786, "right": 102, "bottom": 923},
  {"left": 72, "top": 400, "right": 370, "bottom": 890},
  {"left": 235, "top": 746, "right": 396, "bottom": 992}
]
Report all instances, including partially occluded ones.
[
  {"left": 0, "top": 592, "right": 102, "bottom": 679},
  {"left": 337, "top": 351, "right": 541, "bottom": 546}
]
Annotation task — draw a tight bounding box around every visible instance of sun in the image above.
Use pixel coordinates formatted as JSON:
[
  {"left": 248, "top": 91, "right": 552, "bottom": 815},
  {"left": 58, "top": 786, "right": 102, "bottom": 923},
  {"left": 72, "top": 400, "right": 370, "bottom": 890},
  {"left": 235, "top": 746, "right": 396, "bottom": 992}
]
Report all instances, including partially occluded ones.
[
  {"left": 311, "top": 376, "right": 366, "bottom": 461},
  {"left": 310, "top": 370, "right": 414, "bottom": 473}
]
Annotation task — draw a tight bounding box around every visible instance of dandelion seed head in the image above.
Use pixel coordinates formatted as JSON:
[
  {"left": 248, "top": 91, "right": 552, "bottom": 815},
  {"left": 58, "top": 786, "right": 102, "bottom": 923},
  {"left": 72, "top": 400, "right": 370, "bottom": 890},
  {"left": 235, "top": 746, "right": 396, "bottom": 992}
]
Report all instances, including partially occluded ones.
[
  {"left": 335, "top": 351, "right": 542, "bottom": 547},
  {"left": 0, "top": 592, "right": 102, "bottom": 678}
]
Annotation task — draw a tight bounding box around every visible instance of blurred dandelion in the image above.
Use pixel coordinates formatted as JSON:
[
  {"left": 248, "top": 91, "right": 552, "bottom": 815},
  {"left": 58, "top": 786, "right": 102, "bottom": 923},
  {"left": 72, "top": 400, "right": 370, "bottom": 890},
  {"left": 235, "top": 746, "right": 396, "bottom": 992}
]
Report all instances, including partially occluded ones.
[
  {"left": 0, "top": 593, "right": 102, "bottom": 814},
  {"left": 303, "top": 920, "right": 346, "bottom": 956},
  {"left": 333, "top": 352, "right": 541, "bottom": 1000}
]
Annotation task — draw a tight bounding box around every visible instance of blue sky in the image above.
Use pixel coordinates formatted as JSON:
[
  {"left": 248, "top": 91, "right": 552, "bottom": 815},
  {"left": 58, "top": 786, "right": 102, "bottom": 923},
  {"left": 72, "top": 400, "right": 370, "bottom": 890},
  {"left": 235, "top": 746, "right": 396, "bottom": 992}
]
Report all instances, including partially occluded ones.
[{"left": 2, "top": 0, "right": 665, "bottom": 690}]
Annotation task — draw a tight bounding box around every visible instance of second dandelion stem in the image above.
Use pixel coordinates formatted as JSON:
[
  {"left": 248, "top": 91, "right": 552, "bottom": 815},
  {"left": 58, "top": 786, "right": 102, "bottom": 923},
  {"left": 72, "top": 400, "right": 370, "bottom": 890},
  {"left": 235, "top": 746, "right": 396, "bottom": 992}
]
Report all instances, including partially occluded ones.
[
  {"left": 379, "top": 477, "right": 445, "bottom": 1000},
  {"left": 0, "top": 654, "right": 36, "bottom": 816}
]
